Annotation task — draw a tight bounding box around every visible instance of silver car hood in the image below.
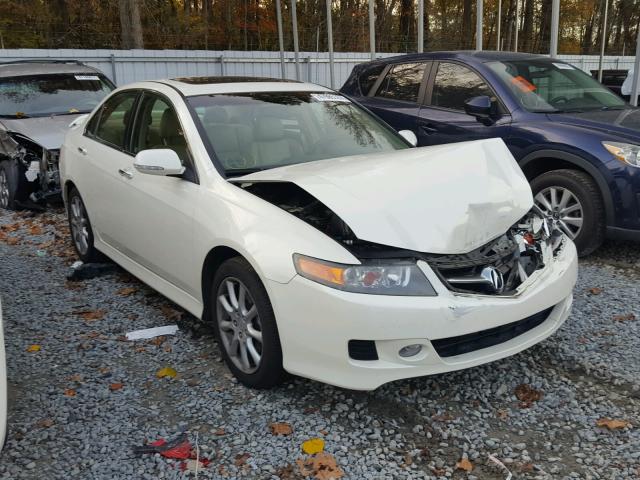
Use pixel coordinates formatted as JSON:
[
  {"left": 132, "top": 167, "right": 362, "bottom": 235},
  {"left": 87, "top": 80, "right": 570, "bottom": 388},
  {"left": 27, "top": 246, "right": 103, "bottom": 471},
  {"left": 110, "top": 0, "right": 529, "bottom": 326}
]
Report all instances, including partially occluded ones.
[
  {"left": 233, "top": 138, "right": 534, "bottom": 254},
  {"left": 0, "top": 114, "right": 82, "bottom": 150}
]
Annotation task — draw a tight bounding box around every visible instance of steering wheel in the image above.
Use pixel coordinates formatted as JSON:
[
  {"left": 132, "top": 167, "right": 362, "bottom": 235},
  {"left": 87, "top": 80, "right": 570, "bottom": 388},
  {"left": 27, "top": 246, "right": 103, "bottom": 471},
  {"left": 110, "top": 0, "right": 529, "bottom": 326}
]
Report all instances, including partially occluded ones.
[{"left": 549, "top": 96, "right": 569, "bottom": 106}]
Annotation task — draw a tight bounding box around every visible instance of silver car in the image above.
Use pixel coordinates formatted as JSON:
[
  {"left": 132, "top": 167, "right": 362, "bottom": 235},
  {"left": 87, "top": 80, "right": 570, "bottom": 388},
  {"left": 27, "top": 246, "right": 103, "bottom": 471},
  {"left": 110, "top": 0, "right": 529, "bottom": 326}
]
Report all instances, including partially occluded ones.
[{"left": 0, "top": 60, "right": 114, "bottom": 209}]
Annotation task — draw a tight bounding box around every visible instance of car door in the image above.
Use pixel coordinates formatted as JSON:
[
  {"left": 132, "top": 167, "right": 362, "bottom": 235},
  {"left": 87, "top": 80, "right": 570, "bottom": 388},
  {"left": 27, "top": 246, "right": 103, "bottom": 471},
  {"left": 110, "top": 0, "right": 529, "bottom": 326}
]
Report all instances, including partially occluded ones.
[
  {"left": 355, "top": 62, "right": 430, "bottom": 133},
  {"left": 115, "top": 91, "right": 199, "bottom": 298},
  {"left": 76, "top": 90, "right": 140, "bottom": 247},
  {"left": 417, "top": 61, "right": 512, "bottom": 146}
]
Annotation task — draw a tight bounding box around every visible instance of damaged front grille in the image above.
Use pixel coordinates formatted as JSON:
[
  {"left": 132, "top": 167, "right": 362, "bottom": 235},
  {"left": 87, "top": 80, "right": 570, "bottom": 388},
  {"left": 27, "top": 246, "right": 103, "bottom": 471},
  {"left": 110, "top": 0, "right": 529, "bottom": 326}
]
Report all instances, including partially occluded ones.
[{"left": 424, "top": 231, "right": 543, "bottom": 296}]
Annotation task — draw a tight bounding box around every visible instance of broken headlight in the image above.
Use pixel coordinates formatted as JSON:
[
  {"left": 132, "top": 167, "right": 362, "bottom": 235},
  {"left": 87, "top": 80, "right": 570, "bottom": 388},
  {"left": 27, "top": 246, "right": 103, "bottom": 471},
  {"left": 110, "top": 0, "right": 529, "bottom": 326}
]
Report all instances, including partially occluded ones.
[{"left": 293, "top": 254, "right": 436, "bottom": 296}]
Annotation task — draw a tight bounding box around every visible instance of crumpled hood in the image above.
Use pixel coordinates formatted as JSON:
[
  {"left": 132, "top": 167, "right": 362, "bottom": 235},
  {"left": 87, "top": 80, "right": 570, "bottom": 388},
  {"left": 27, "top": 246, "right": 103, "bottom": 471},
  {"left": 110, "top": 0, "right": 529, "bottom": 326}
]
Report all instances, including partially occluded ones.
[
  {"left": 234, "top": 138, "right": 533, "bottom": 254},
  {"left": 0, "top": 114, "right": 82, "bottom": 150}
]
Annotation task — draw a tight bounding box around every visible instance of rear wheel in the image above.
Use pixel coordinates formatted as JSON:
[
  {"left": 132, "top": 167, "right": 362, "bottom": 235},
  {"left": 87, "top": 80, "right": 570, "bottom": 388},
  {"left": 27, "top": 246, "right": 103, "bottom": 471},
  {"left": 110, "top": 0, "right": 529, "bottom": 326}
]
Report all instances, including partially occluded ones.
[
  {"left": 211, "top": 257, "right": 284, "bottom": 389},
  {"left": 67, "top": 187, "right": 101, "bottom": 263},
  {"left": 531, "top": 169, "right": 605, "bottom": 256}
]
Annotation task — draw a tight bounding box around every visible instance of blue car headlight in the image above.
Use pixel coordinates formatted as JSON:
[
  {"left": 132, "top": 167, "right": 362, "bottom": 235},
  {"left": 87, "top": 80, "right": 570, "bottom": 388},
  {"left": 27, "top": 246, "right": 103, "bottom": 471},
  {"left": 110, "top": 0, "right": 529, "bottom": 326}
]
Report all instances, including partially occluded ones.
[{"left": 602, "top": 141, "right": 640, "bottom": 167}]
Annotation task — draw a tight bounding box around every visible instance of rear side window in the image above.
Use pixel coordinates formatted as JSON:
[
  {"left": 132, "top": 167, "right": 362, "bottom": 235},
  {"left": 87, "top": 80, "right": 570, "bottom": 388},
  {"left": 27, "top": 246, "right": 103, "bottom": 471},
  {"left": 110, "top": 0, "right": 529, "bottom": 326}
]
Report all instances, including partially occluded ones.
[
  {"left": 431, "top": 63, "right": 493, "bottom": 111},
  {"left": 358, "top": 64, "right": 386, "bottom": 95},
  {"left": 92, "top": 91, "right": 138, "bottom": 149},
  {"left": 376, "top": 63, "right": 426, "bottom": 103}
]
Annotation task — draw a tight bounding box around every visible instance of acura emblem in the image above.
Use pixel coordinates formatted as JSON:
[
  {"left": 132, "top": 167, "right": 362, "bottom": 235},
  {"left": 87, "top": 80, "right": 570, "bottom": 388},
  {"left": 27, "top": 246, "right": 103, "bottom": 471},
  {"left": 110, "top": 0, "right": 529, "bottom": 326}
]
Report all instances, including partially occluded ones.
[{"left": 480, "top": 266, "right": 504, "bottom": 293}]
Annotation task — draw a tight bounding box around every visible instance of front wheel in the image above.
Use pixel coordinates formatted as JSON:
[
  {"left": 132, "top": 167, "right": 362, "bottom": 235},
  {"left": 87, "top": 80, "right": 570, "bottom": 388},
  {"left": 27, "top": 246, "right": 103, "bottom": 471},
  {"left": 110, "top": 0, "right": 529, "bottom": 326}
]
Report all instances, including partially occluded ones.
[
  {"left": 211, "top": 257, "right": 284, "bottom": 389},
  {"left": 66, "top": 187, "right": 102, "bottom": 263},
  {"left": 0, "top": 160, "right": 27, "bottom": 210},
  {"left": 530, "top": 169, "right": 605, "bottom": 256}
]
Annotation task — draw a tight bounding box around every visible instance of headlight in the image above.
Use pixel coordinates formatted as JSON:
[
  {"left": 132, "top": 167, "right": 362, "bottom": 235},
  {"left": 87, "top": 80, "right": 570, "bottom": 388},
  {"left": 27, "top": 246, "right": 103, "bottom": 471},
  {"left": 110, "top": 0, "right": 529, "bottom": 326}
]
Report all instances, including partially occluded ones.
[
  {"left": 602, "top": 141, "right": 640, "bottom": 167},
  {"left": 293, "top": 254, "right": 436, "bottom": 296}
]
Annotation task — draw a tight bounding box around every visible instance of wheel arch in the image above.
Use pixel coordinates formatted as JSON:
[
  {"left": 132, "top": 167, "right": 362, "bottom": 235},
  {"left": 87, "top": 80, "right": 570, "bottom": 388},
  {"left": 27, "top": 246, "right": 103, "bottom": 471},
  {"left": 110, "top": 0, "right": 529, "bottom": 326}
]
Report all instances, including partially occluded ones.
[
  {"left": 200, "top": 245, "right": 246, "bottom": 322},
  {"left": 519, "top": 149, "right": 614, "bottom": 225},
  {"left": 63, "top": 179, "right": 77, "bottom": 204}
]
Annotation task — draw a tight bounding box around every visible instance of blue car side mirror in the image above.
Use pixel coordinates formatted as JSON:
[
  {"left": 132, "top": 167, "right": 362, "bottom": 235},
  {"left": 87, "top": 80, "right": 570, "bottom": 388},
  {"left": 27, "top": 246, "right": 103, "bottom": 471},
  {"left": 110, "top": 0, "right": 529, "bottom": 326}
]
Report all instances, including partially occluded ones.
[{"left": 464, "top": 96, "right": 497, "bottom": 125}]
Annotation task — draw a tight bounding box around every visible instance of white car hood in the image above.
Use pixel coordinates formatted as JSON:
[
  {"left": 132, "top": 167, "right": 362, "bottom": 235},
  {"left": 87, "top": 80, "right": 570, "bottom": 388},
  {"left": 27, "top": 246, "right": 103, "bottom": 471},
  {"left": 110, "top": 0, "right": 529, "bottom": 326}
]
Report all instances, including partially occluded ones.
[
  {"left": 0, "top": 114, "right": 82, "bottom": 150},
  {"left": 234, "top": 138, "right": 533, "bottom": 254}
]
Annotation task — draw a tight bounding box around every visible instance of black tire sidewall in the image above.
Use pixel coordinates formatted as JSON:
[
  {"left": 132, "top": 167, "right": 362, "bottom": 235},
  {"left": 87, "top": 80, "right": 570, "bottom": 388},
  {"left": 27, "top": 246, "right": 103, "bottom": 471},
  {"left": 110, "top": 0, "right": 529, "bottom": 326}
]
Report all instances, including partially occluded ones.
[
  {"left": 66, "top": 187, "right": 100, "bottom": 263},
  {"left": 530, "top": 169, "right": 605, "bottom": 256},
  {"left": 211, "top": 257, "right": 284, "bottom": 389},
  {"left": 0, "top": 160, "right": 24, "bottom": 210}
]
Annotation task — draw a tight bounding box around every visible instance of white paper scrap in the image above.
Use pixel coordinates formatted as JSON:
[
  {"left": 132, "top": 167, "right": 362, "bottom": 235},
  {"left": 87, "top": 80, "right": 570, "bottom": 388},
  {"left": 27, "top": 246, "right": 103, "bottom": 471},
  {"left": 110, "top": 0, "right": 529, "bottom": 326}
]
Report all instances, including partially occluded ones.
[{"left": 126, "top": 325, "right": 179, "bottom": 341}]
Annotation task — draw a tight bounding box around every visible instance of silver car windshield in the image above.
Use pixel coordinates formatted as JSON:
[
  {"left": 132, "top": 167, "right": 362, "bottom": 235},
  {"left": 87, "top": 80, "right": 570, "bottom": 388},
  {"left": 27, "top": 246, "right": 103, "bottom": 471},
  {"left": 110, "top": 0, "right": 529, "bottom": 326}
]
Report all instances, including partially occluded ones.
[
  {"left": 0, "top": 73, "right": 114, "bottom": 118},
  {"left": 188, "top": 91, "right": 408, "bottom": 175}
]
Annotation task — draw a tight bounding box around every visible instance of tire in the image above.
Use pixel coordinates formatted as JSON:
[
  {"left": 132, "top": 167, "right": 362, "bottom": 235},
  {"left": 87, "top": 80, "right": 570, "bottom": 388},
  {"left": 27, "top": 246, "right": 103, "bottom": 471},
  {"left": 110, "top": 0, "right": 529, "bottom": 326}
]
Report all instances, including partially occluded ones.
[
  {"left": 530, "top": 169, "right": 605, "bottom": 257},
  {"left": 66, "top": 187, "right": 102, "bottom": 263},
  {"left": 0, "top": 159, "right": 28, "bottom": 210},
  {"left": 211, "top": 257, "right": 284, "bottom": 389}
]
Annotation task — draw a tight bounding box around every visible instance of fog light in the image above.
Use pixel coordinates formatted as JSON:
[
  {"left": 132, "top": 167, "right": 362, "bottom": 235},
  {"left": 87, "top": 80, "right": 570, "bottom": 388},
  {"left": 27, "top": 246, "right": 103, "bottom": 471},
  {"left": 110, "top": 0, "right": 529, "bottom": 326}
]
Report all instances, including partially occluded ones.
[{"left": 399, "top": 344, "right": 422, "bottom": 358}]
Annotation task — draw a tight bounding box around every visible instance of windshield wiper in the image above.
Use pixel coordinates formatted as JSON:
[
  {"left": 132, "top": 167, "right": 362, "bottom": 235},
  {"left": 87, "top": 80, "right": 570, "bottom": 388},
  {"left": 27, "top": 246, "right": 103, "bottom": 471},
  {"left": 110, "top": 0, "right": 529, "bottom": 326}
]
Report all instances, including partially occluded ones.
[
  {"left": 0, "top": 113, "right": 30, "bottom": 119},
  {"left": 225, "top": 167, "right": 264, "bottom": 177},
  {"left": 49, "top": 110, "right": 91, "bottom": 117}
]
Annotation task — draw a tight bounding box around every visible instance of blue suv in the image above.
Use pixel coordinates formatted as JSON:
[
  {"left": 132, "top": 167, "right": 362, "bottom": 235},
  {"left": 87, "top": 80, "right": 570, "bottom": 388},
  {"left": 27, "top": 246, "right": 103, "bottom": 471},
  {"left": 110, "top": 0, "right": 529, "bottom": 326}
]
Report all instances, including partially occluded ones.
[{"left": 340, "top": 51, "right": 640, "bottom": 256}]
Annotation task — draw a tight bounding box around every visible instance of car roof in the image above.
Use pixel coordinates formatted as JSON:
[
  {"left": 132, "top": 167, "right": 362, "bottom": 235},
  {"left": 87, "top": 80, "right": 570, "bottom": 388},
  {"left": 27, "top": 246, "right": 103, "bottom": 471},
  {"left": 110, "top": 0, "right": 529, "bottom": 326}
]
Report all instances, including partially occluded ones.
[
  {"left": 0, "top": 60, "right": 102, "bottom": 78},
  {"left": 371, "top": 50, "right": 547, "bottom": 66},
  {"left": 155, "top": 76, "right": 333, "bottom": 96}
]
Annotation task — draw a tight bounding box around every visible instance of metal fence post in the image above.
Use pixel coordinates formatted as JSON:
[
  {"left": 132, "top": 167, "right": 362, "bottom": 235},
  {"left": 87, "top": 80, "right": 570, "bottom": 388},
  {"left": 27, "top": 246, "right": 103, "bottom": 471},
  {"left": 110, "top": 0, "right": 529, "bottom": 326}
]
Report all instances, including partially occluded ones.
[
  {"left": 110, "top": 53, "right": 117, "bottom": 85},
  {"left": 326, "top": 0, "right": 335, "bottom": 89},
  {"left": 514, "top": 0, "right": 520, "bottom": 52},
  {"left": 220, "top": 55, "right": 225, "bottom": 76},
  {"left": 598, "top": 0, "right": 609, "bottom": 82},
  {"left": 630, "top": 30, "right": 640, "bottom": 106},
  {"left": 550, "top": 0, "right": 560, "bottom": 57},
  {"left": 418, "top": 0, "right": 424, "bottom": 53},
  {"left": 369, "top": 0, "right": 376, "bottom": 60},
  {"left": 476, "top": 0, "right": 483, "bottom": 51},
  {"left": 291, "top": 0, "right": 301, "bottom": 81},
  {"left": 496, "top": 0, "right": 502, "bottom": 51},
  {"left": 275, "top": 0, "right": 286, "bottom": 79}
]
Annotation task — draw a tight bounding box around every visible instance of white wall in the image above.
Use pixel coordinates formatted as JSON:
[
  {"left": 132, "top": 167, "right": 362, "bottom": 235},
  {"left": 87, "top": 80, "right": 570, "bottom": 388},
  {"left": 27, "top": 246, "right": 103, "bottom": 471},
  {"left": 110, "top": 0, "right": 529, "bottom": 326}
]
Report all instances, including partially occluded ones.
[{"left": 0, "top": 49, "right": 634, "bottom": 88}]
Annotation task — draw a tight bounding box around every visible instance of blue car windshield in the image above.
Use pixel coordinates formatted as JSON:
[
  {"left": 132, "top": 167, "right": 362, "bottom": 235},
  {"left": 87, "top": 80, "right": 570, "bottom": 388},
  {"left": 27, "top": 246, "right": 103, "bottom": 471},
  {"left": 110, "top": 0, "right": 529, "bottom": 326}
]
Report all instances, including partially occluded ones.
[{"left": 487, "top": 60, "right": 626, "bottom": 113}]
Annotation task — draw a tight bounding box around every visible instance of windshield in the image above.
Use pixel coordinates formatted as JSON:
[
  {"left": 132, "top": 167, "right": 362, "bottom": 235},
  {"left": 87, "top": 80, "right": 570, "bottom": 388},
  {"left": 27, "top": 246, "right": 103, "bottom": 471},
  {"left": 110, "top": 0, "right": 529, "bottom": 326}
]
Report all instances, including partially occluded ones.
[
  {"left": 0, "top": 73, "right": 114, "bottom": 117},
  {"left": 188, "top": 91, "right": 408, "bottom": 175},
  {"left": 487, "top": 59, "right": 626, "bottom": 113}
]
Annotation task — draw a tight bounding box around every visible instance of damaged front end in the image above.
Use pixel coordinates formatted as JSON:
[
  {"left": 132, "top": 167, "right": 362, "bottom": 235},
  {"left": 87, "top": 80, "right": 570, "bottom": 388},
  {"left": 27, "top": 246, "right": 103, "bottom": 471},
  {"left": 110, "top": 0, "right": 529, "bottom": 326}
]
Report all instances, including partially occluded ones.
[
  {"left": 238, "top": 180, "right": 566, "bottom": 297},
  {"left": 0, "top": 130, "right": 61, "bottom": 207}
]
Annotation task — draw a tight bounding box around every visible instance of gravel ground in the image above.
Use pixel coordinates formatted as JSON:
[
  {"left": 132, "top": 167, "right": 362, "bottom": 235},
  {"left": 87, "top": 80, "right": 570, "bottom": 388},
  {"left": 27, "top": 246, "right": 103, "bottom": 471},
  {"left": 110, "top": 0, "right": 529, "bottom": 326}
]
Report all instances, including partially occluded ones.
[{"left": 0, "top": 208, "right": 638, "bottom": 480}]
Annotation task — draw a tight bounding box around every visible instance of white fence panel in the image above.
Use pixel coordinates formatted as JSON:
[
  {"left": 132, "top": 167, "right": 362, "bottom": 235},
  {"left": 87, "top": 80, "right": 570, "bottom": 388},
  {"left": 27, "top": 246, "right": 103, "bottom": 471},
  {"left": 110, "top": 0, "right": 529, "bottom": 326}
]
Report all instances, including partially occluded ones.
[{"left": 0, "top": 49, "right": 635, "bottom": 88}]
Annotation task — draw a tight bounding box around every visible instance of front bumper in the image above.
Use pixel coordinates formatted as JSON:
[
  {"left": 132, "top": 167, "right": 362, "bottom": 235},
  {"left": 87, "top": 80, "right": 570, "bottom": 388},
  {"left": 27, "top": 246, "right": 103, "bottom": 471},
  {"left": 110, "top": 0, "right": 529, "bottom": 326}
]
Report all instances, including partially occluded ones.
[{"left": 267, "top": 241, "right": 578, "bottom": 390}]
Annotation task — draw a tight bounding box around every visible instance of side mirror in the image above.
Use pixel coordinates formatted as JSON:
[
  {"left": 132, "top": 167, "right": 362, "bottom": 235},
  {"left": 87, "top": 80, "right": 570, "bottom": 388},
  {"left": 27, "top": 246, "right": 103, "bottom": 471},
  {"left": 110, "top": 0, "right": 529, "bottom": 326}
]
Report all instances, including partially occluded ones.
[
  {"left": 133, "top": 149, "right": 185, "bottom": 176},
  {"left": 398, "top": 129, "right": 418, "bottom": 147},
  {"left": 464, "top": 96, "right": 497, "bottom": 125}
]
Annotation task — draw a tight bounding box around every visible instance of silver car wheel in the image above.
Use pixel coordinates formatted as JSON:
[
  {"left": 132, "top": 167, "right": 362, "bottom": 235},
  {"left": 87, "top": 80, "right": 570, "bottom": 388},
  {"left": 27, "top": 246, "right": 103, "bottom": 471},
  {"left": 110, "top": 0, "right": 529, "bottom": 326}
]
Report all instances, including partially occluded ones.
[
  {"left": 69, "top": 195, "right": 90, "bottom": 256},
  {"left": 216, "top": 277, "right": 263, "bottom": 374},
  {"left": 534, "top": 186, "right": 583, "bottom": 239},
  {"left": 0, "top": 170, "right": 9, "bottom": 208}
]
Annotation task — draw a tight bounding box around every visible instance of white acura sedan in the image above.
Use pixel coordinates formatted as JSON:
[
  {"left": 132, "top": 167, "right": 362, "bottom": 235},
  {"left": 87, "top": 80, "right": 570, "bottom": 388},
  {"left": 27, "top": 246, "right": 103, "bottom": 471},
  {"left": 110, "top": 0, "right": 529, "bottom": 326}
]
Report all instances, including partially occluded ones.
[{"left": 60, "top": 77, "right": 577, "bottom": 390}]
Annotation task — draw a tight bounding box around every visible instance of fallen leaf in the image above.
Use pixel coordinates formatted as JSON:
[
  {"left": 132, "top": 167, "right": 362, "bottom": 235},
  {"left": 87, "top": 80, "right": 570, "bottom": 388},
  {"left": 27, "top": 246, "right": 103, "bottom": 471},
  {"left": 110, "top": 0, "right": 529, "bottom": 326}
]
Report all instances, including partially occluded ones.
[
  {"left": 496, "top": 409, "right": 509, "bottom": 420},
  {"left": 588, "top": 287, "right": 603, "bottom": 295},
  {"left": 67, "top": 374, "right": 83, "bottom": 383},
  {"left": 148, "top": 335, "right": 166, "bottom": 346},
  {"left": 160, "top": 304, "right": 183, "bottom": 321},
  {"left": 455, "top": 458, "right": 473, "bottom": 472},
  {"left": 234, "top": 453, "right": 250, "bottom": 466},
  {"left": 5, "top": 237, "right": 20, "bottom": 245},
  {"left": 319, "top": 429, "right": 328, "bottom": 436},
  {"left": 297, "top": 452, "right": 344, "bottom": 480},
  {"left": 270, "top": 422, "right": 293, "bottom": 436},
  {"left": 26, "top": 344, "right": 41, "bottom": 352},
  {"left": 156, "top": 366, "right": 177, "bottom": 379},
  {"left": 73, "top": 309, "right": 106, "bottom": 321},
  {"left": 596, "top": 418, "right": 632, "bottom": 430},
  {"left": 37, "top": 418, "right": 54, "bottom": 428},
  {"left": 109, "top": 382, "right": 124, "bottom": 391},
  {"left": 29, "top": 225, "right": 43, "bottom": 235},
  {"left": 213, "top": 427, "right": 225, "bottom": 436},
  {"left": 64, "top": 389, "right": 77, "bottom": 397},
  {"left": 117, "top": 287, "right": 138, "bottom": 296},
  {"left": 515, "top": 384, "right": 543, "bottom": 408},
  {"left": 613, "top": 313, "right": 636, "bottom": 322},
  {"left": 275, "top": 464, "right": 296, "bottom": 480},
  {"left": 301, "top": 438, "right": 325, "bottom": 455}
]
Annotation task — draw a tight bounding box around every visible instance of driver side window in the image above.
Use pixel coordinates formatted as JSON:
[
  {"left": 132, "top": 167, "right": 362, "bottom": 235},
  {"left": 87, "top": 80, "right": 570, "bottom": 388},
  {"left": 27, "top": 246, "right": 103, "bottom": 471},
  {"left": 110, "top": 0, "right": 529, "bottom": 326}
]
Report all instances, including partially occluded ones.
[
  {"left": 132, "top": 93, "right": 190, "bottom": 164},
  {"left": 431, "top": 63, "right": 493, "bottom": 111}
]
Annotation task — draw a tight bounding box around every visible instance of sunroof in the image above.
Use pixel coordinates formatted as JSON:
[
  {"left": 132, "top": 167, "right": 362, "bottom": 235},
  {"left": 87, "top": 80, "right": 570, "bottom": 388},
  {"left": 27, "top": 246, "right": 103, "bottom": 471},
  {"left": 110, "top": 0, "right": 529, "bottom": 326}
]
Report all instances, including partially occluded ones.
[{"left": 172, "top": 76, "right": 300, "bottom": 85}]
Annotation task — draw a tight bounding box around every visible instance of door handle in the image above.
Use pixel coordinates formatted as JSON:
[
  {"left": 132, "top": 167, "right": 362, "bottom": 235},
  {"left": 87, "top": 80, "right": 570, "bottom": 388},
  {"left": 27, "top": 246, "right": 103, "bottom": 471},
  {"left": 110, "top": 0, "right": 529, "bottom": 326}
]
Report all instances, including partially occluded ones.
[
  {"left": 118, "top": 168, "right": 133, "bottom": 179},
  {"left": 77, "top": 147, "right": 87, "bottom": 155}
]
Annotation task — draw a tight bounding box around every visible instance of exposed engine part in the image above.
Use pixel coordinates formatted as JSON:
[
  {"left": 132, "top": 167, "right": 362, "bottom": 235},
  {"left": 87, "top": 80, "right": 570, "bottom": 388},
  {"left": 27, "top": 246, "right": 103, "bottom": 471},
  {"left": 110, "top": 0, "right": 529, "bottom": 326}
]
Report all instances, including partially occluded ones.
[
  {"left": 239, "top": 181, "right": 562, "bottom": 297},
  {"left": 239, "top": 182, "right": 357, "bottom": 243}
]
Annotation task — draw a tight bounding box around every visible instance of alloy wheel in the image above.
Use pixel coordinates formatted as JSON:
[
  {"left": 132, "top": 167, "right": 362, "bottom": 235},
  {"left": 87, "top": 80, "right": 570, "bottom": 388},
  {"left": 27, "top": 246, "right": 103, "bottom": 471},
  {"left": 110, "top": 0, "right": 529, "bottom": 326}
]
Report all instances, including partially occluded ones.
[
  {"left": 216, "top": 277, "right": 263, "bottom": 374},
  {"left": 0, "top": 170, "right": 9, "bottom": 208},
  {"left": 69, "top": 195, "right": 90, "bottom": 256},
  {"left": 534, "top": 186, "right": 584, "bottom": 239}
]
